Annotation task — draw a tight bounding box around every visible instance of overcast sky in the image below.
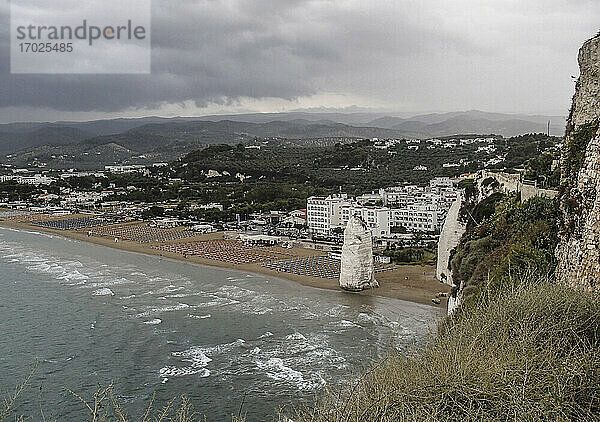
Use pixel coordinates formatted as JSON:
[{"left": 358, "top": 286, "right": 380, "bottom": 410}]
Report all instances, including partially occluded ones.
[{"left": 1, "top": 0, "right": 599, "bottom": 123}]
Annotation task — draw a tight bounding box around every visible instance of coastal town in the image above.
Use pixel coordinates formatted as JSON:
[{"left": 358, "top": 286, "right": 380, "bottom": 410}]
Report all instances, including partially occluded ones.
[
  {"left": 0, "top": 166, "right": 466, "bottom": 305},
  {"left": 2, "top": 0, "right": 598, "bottom": 416},
  {"left": 0, "top": 133, "right": 560, "bottom": 307}
]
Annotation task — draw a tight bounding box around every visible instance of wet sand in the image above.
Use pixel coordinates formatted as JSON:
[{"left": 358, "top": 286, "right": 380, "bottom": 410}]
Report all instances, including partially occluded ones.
[{"left": 0, "top": 218, "right": 451, "bottom": 307}]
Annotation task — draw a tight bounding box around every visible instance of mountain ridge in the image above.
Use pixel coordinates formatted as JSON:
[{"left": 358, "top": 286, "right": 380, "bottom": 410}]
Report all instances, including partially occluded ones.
[{"left": 0, "top": 110, "right": 566, "bottom": 168}]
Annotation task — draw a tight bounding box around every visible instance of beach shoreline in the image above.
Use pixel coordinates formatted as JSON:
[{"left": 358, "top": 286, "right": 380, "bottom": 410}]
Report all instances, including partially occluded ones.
[{"left": 0, "top": 219, "right": 450, "bottom": 307}]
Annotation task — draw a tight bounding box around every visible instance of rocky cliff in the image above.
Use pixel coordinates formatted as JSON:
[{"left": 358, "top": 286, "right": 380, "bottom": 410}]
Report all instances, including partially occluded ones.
[
  {"left": 339, "top": 215, "right": 379, "bottom": 291},
  {"left": 436, "top": 194, "right": 465, "bottom": 287},
  {"left": 556, "top": 33, "right": 600, "bottom": 290}
]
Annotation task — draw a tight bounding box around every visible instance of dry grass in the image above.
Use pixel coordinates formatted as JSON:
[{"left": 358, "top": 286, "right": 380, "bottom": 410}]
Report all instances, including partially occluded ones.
[
  {"left": 292, "top": 278, "right": 600, "bottom": 422},
  {"left": 0, "top": 376, "right": 247, "bottom": 422}
]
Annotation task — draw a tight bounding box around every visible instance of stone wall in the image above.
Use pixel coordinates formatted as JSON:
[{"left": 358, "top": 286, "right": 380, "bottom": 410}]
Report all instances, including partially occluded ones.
[
  {"left": 520, "top": 184, "right": 559, "bottom": 202},
  {"left": 477, "top": 170, "right": 558, "bottom": 202},
  {"left": 478, "top": 170, "right": 520, "bottom": 197},
  {"left": 556, "top": 34, "right": 600, "bottom": 290}
]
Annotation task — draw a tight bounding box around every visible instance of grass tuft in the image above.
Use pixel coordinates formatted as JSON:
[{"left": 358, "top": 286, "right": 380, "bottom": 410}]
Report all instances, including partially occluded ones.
[{"left": 1, "top": 377, "right": 246, "bottom": 422}]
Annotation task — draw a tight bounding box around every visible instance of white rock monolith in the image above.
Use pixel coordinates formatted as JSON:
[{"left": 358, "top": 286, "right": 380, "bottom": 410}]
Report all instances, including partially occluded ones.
[{"left": 339, "top": 214, "right": 379, "bottom": 291}]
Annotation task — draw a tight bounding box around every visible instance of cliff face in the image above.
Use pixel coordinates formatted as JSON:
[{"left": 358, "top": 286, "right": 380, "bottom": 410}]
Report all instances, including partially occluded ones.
[
  {"left": 556, "top": 34, "right": 600, "bottom": 290},
  {"left": 568, "top": 35, "right": 600, "bottom": 128},
  {"left": 436, "top": 194, "right": 465, "bottom": 288}
]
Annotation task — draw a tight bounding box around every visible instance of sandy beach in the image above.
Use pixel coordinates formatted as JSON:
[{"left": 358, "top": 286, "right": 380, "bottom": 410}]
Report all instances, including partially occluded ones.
[{"left": 0, "top": 218, "right": 450, "bottom": 307}]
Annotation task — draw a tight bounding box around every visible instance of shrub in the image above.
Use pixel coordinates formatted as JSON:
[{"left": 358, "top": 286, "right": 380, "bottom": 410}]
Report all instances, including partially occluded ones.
[
  {"left": 451, "top": 194, "right": 559, "bottom": 304},
  {"left": 562, "top": 120, "right": 599, "bottom": 188},
  {"left": 383, "top": 247, "right": 436, "bottom": 265}
]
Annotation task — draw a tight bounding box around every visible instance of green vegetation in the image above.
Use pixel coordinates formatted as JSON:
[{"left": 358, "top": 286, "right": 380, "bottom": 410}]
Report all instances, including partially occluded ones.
[
  {"left": 180, "top": 183, "right": 326, "bottom": 222},
  {"left": 451, "top": 193, "right": 559, "bottom": 305},
  {"left": 457, "top": 178, "right": 477, "bottom": 203},
  {"left": 382, "top": 247, "right": 436, "bottom": 265},
  {"left": 23, "top": 171, "right": 327, "bottom": 220},
  {"left": 562, "top": 120, "right": 599, "bottom": 187},
  {"left": 0, "top": 181, "right": 41, "bottom": 202},
  {"left": 382, "top": 232, "right": 437, "bottom": 265},
  {"left": 177, "top": 134, "right": 558, "bottom": 190},
  {"left": 390, "top": 225, "right": 407, "bottom": 234},
  {"left": 3, "top": 133, "right": 560, "bottom": 219},
  {"left": 491, "top": 133, "right": 559, "bottom": 171},
  {"left": 560, "top": 120, "right": 599, "bottom": 234},
  {"left": 142, "top": 205, "right": 165, "bottom": 219},
  {"left": 524, "top": 151, "right": 561, "bottom": 188},
  {"left": 480, "top": 176, "right": 499, "bottom": 188},
  {"left": 174, "top": 138, "right": 497, "bottom": 190},
  {"left": 292, "top": 278, "right": 600, "bottom": 422}
]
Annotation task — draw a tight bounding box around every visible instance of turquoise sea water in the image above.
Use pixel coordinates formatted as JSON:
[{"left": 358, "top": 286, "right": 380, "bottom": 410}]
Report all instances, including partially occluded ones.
[{"left": 0, "top": 227, "right": 442, "bottom": 420}]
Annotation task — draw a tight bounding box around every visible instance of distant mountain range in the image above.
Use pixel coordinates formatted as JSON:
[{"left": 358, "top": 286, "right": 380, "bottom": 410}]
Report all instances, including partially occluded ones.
[{"left": 0, "top": 110, "right": 566, "bottom": 169}]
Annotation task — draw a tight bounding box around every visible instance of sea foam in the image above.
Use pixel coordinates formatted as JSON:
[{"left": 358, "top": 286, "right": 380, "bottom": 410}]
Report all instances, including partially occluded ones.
[{"left": 93, "top": 288, "right": 115, "bottom": 296}]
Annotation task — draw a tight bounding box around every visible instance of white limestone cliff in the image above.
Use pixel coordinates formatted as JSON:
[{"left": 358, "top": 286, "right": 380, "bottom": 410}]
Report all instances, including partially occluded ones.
[
  {"left": 556, "top": 33, "right": 600, "bottom": 291},
  {"left": 436, "top": 194, "right": 465, "bottom": 286},
  {"left": 339, "top": 214, "right": 379, "bottom": 291}
]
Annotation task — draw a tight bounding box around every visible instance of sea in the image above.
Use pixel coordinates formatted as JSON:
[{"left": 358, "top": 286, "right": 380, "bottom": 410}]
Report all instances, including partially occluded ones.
[{"left": 0, "top": 227, "right": 443, "bottom": 421}]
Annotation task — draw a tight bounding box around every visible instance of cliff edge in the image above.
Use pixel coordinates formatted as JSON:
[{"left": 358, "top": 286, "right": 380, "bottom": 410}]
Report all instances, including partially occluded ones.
[{"left": 556, "top": 33, "right": 600, "bottom": 290}]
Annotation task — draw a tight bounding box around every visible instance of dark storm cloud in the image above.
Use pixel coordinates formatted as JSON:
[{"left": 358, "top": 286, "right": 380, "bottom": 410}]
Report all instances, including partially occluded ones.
[{"left": 1, "top": 0, "right": 599, "bottom": 119}]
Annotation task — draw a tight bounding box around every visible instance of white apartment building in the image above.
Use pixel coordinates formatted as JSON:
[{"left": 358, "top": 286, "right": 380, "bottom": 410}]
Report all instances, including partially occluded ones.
[
  {"left": 355, "top": 192, "right": 383, "bottom": 205},
  {"left": 60, "top": 171, "right": 105, "bottom": 179},
  {"left": 380, "top": 186, "right": 423, "bottom": 207},
  {"left": 338, "top": 205, "right": 390, "bottom": 237},
  {"left": 307, "top": 194, "right": 348, "bottom": 236},
  {"left": 105, "top": 165, "right": 148, "bottom": 174},
  {"left": 308, "top": 198, "right": 442, "bottom": 238},
  {"left": 0, "top": 174, "right": 55, "bottom": 186},
  {"left": 307, "top": 178, "right": 458, "bottom": 238},
  {"left": 191, "top": 203, "right": 224, "bottom": 211},
  {"left": 430, "top": 177, "right": 455, "bottom": 188},
  {"left": 379, "top": 178, "right": 458, "bottom": 209},
  {"left": 61, "top": 191, "right": 109, "bottom": 207},
  {"left": 390, "top": 204, "right": 441, "bottom": 232}
]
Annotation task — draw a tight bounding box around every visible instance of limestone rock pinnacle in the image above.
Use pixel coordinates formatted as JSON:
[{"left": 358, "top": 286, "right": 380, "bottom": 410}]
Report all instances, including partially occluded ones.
[{"left": 339, "top": 214, "right": 379, "bottom": 291}]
